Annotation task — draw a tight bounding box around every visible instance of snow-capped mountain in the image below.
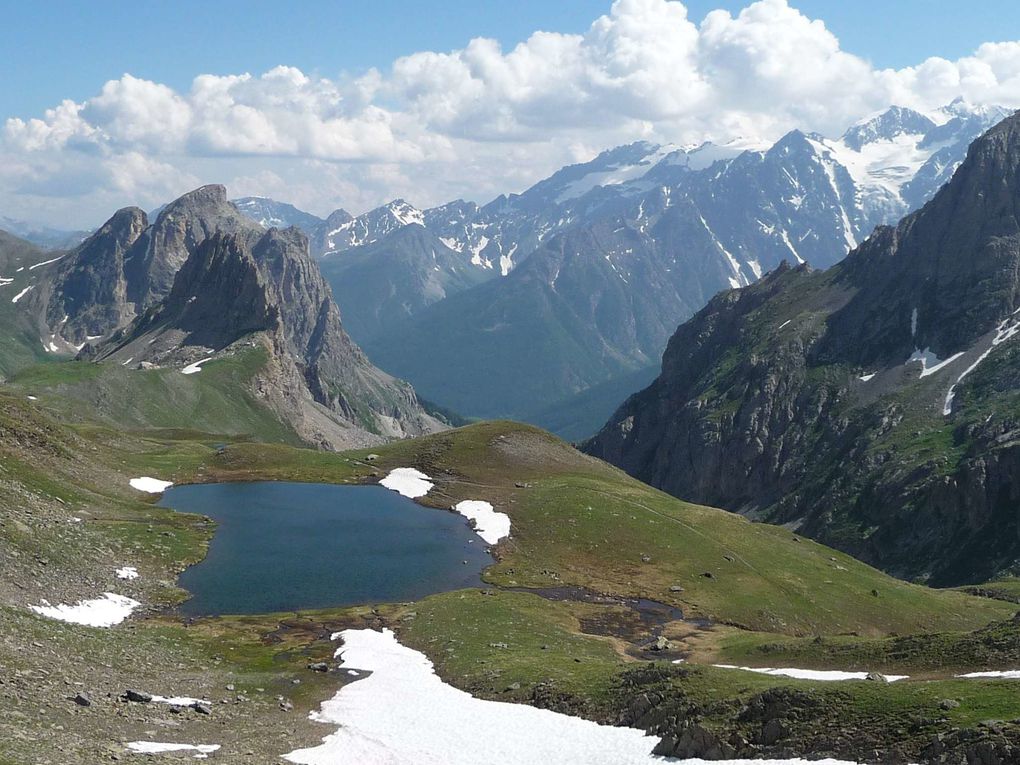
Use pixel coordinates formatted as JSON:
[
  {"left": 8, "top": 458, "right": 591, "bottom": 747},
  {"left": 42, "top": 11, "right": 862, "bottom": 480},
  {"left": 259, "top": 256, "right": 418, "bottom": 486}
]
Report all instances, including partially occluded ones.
[
  {"left": 316, "top": 199, "right": 423, "bottom": 254},
  {"left": 232, "top": 197, "right": 325, "bottom": 235},
  {"left": 309, "top": 100, "right": 1004, "bottom": 284},
  {"left": 350, "top": 101, "right": 1010, "bottom": 432},
  {"left": 230, "top": 101, "right": 1010, "bottom": 435},
  {"left": 805, "top": 100, "right": 1012, "bottom": 236}
]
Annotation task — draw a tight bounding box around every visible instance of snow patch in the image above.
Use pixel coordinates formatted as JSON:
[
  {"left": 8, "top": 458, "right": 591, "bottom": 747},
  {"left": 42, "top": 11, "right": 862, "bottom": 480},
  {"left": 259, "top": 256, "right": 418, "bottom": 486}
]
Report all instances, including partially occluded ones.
[
  {"left": 469, "top": 235, "right": 490, "bottom": 266},
  {"left": 130, "top": 476, "right": 174, "bottom": 493},
  {"left": 859, "top": 373, "right": 876, "bottom": 382},
  {"left": 453, "top": 500, "right": 511, "bottom": 544},
  {"left": 713, "top": 665, "right": 908, "bottom": 682},
  {"left": 943, "top": 317, "right": 1020, "bottom": 415},
  {"left": 116, "top": 566, "right": 139, "bottom": 580},
  {"left": 181, "top": 356, "right": 214, "bottom": 375},
  {"left": 815, "top": 130, "right": 936, "bottom": 232},
  {"left": 29, "top": 254, "right": 66, "bottom": 270},
  {"left": 379, "top": 468, "right": 433, "bottom": 499},
  {"left": 284, "top": 628, "right": 660, "bottom": 764},
  {"left": 957, "top": 670, "right": 1020, "bottom": 679},
  {"left": 907, "top": 348, "right": 962, "bottom": 377},
  {"left": 778, "top": 229, "right": 804, "bottom": 264},
  {"left": 285, "top": 629, "right": 862, "bottom": 765},
  {"left": 555, "top": 145, "right": 675, "bottom": 203},
  {"left": 126, "top": 742, "right": 220, "bottom": 758},
  {"left": 30, "top": 592, "right": 139, "bottom": 627},
  {"left": 11, "top": 285, "right": 33, "bottom": 303}
]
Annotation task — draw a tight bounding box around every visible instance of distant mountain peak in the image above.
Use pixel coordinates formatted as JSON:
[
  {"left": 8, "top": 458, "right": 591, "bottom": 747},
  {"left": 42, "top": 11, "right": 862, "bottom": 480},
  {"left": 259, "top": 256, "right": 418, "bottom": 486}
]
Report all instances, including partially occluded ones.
[
  {"left": 76, "top": 219, "right": 443, "bottom": 447},
  {"left": 383, "top": 199, "right": 425, "bottom": 227},
  {"left": 231, "top": 196, "right": 325, "bottom": 236},
  {"left": 840, "top": 105, "right": 936, "bottom": 151}
]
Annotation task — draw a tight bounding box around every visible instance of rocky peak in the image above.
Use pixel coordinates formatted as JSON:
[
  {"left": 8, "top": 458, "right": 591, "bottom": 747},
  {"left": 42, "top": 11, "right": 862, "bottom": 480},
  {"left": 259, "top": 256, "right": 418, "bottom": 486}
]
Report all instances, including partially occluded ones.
[
  {"left": 822, "top": 110, "right": 1020, "bottom": 366},
  {"left": 841, "top": 106, "right": 936, "bottom": 151},
  {"left": 90, "top": 224, "right": 443, "bottom": 448},
  {"left": 92, "top": 207, "right": 149, "bottom": 248},
  {"left": 383, "top": 199, "right": 424, "bottom": 227},
  {"left": 424, "top": 200, "right": 480, "bottom": 228},
  {"left": 323, "top": 208, "right": 354, "bottom": 229},
  {"left": 126, "top": 184, "right": 260, "bottom": 306},
  {"left": 34, "top": 185, "right": 262, "bottom": 347},
  {"left": 134, "top": 232, "right": 276, "bottom": 350},
  {"left": 32, "top": 206, "right": 149, "bottom": 341}
]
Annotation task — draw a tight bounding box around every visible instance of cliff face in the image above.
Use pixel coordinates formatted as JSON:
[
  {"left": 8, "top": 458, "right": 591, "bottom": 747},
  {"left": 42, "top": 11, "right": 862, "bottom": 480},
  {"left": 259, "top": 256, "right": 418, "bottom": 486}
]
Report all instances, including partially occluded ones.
[
  {"left": 31, "top": 185, "right": 260, "bottom": 349},
  {"left": 586, "top": 112, "right": 1020, "bottom": 585},
  {"left": 91, "top": 227, "right": 443, "bottom": 448}
]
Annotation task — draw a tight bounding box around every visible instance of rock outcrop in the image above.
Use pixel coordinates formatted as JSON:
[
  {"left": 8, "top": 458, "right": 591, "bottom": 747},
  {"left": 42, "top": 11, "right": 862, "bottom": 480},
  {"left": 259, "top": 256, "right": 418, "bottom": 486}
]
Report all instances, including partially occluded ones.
[
  {"left": 586, "top": 110, "right": 1020, "bottom": 585},
  {"left": 28, "top": 185, "right": 260, "bottom": 349},
  {"left": 89, "top": 225, "right": 443, "bottom": 448}
]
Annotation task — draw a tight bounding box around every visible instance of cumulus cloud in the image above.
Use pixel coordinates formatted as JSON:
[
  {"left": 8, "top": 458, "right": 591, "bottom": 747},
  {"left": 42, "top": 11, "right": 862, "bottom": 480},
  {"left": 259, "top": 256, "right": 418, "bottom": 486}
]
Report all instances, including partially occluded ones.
[{"left": 3, "top": 0, "right": 1020, "bottom": 227}]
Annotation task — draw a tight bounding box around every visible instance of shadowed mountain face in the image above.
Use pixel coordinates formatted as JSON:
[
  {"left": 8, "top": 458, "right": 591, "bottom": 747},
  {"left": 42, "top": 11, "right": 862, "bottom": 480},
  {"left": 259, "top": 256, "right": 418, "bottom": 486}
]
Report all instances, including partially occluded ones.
[
  {"left": 27, "top": 185, "right": 262, "bottom": 352},
  {"left": 586, "top": 111, "right": 1020, "bottom": 586}
]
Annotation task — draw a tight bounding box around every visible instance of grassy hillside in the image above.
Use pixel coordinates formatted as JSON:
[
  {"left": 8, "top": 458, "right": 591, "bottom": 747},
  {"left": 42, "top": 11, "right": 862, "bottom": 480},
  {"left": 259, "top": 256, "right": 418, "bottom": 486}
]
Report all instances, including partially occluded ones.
[
  {"left": 9, "top": 348, "right": 301, "bottom": 444},
  {"left": 200, "top": 420, "right": 1011, "bottom": 637},
  {"left": 0, "top": 232, "right": 61, "bottom": 377},
  {"left": 2, "top": 392, "right": 1018, "bottom": 763}
]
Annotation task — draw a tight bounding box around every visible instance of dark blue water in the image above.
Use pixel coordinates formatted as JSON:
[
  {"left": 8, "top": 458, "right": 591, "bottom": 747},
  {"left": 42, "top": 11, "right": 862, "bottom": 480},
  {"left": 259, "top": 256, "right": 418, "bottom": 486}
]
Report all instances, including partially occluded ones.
[{"left": 158, "top": 482, "right": 491, "bottom": 616}]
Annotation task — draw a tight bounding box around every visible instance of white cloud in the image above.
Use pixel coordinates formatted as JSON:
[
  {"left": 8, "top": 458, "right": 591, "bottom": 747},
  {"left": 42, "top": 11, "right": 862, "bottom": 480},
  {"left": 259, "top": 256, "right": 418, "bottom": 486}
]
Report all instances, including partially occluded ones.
[{"left": 3, "top": 0, "right": 1020, "bottom": 228}]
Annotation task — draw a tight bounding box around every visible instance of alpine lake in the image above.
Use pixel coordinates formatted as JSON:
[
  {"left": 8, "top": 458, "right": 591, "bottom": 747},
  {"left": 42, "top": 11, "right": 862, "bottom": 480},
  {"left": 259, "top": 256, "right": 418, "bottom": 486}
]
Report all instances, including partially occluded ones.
[{"left": 158, "top": 481, "right": 491, "bottom": 616}]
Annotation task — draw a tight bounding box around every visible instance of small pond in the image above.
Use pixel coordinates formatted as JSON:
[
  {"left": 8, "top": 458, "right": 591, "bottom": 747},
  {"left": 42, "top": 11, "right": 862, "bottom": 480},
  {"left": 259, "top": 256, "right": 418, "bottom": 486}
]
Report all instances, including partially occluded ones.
[{"left": 158, "top": 482, "right": 491, "bottom": 616}]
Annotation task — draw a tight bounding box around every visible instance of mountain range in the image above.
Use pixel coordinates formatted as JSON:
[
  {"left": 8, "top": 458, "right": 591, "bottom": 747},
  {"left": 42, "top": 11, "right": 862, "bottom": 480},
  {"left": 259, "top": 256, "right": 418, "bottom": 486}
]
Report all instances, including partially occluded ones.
[
  {"left": 229, "top": 100, "right": 1009, "bottom": 438},
  {"left": 586, "top": 108, "right": 1020, "bottom": 586},
  {"left": 0, "top": 100, "right": 1010, "bottom": 450}
]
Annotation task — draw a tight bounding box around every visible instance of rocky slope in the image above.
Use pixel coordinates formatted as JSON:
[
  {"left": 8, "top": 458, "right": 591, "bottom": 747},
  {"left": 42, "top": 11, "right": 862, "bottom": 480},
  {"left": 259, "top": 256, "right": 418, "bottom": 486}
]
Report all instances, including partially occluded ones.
[
  {"left": 87, "top": 225, "right": 443, "bottom": 448},
  {"left": 0, "top": 231, "right": 65, "bottom": 374},
  {"left": 585, "top": 111, "right": 1020, "bottom": 586}
]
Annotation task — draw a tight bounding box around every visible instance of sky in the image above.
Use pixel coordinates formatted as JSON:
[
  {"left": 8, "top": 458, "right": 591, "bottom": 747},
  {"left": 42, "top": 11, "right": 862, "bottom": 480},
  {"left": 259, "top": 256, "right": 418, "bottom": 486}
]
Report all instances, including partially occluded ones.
[{"left": 2, "top": 0, "right": 1020, "bottom": 228}]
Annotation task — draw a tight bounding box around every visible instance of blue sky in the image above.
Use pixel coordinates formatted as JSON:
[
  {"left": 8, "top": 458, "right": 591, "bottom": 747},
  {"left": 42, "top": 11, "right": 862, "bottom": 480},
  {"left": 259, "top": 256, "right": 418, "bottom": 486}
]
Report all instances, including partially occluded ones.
[
  {"left": 3, "top": 0, "right": 1020, "bottom": 227},
  {"left": 3, "top": 0, "right": 1018, "bottom": 119}
]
